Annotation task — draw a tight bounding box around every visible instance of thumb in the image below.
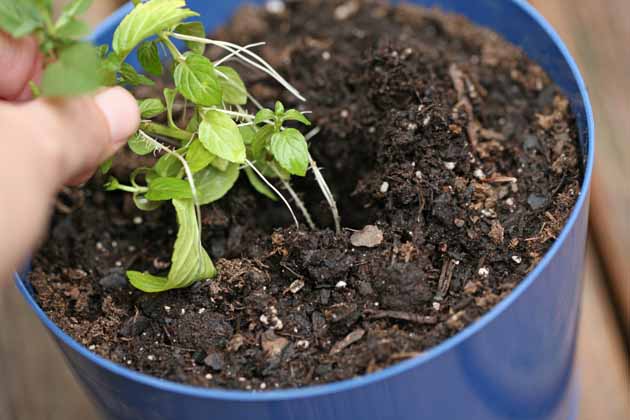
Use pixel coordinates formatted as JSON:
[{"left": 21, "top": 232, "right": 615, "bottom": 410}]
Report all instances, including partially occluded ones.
[{"left": 16, "top": 87, "right": 139, "bottom": 187}]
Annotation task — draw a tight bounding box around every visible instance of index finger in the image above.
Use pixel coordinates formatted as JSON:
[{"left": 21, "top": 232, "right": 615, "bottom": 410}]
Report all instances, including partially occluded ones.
[{"left": 0, "top": 32, "right": 43, "bottom": 101}]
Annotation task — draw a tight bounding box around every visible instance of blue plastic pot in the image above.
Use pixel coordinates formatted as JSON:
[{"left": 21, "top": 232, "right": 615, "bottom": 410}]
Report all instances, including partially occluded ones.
[{"left": 15, "top": 1, "right": 594, "bottom": 419}]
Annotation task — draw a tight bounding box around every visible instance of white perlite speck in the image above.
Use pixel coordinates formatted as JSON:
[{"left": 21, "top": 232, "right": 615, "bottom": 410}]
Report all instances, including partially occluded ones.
[
  {"left": 380, "top": 182, "right": 390, "bottom": 193},
  {"left": 478, "top": 267, "right": 490, "bottom": 277},
  {"left": 335, "top": 280, "right": 347, "bottom": 289},
  {"left": 266, "top": 0, "right": 285, "bottom": 14},
  {"left": 512, "top": 255, "right": 523, "bottom": 264}
]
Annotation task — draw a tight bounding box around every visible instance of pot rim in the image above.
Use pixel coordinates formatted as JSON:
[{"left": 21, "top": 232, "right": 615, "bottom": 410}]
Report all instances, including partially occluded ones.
[{"left": 14, "top": 0, "right": 595, "bottom": 402}]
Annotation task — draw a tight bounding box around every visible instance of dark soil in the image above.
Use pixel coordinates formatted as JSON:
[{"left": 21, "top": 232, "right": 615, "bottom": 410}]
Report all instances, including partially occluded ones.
[{"left": 31, "top": 0, "right": 582, "bottom": 391}]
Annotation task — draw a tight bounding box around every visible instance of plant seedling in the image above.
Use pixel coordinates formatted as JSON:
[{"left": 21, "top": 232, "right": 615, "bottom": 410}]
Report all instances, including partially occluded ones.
[{"left": 1, "top": 0, "right": 341, "bottom": 293}]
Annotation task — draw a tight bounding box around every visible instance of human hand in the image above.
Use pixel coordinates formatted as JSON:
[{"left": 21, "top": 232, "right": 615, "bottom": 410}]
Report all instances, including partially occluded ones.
[{"left": 0, "top": 32, "right": 140, "bottom": 284}]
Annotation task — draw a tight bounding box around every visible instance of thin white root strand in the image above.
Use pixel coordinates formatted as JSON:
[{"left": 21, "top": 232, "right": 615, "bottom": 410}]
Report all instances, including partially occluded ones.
[
  {"left": 167, "top": 32, "right": 305, "bottom": 102},
  {"left": 139, "top": 131, "right": 205, "bottom": 267},
  {"left": 214, "top": 41, "right": 266, "bottom": 66},
  {"left": 245, "top": 159, "right": 300, "bottom": 229},
  {"left": 271, "top": 165, "right": 317, "bottom": 231},
  {"left": 207, "top": 107, "right": 255, "bottom": 121},
  {"left": 305, "top": 127, "right": 341, "bottom": 234}
]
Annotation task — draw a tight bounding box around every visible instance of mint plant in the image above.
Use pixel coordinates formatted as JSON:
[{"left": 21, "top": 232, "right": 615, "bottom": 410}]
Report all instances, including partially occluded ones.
[{"left": 1, "top": 0, "right": 341, "bottom": 292}]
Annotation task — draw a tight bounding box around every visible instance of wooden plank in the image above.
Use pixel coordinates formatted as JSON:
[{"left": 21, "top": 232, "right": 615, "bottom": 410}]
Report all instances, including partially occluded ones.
[
  {"left": 530, "top": 0, "right": 630, "bottom": 333},
  {"left": 577, "top": 245, "right": 630, "bottom": 420},
  {"left": 0, "top": 285, "right": 98, "bottom": 420}
]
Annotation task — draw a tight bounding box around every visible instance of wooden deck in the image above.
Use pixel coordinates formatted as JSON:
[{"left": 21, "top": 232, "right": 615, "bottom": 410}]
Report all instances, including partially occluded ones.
[{"left": 1, "top": 1, "right": 628, "bottom": 419}]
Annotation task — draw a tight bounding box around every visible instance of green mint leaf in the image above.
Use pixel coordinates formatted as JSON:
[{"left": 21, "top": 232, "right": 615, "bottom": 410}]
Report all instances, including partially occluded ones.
[
  {"left": 145, "top": 177, "right": 192, "bottom": 201},
  {"left": 174, "top": 53, "right": 222, "bottom": 107},
  {"left": 166, "top": 199, "right": 216, "bottom": 289},
  {"left": 138, "top": 98, "right": 166, "bottom": 118},
  {"left": 216, "top": 66, "right": 247, "bottom": 105},
  {"left": 97, "top": 44, "right": 109, "bottom": 58},
  {"left": 128, "top": 132, "right": 156, "bottom": 155},
  {"left": 55, "top": 0, "right": 92, "bottom": 31},
  {"left": 186, "top": 139, "right": 215, "bottom": 173},
  {"left": 270, "top": 128, "right": 309, "bottom": 176},
  {"left": 209, "top": 157, "right": 229, "bottom": 172},
  {"left": 34, "top": 0, "right": 53, "bottom": 14},
  {"left": 244, "top": 167, "right": 278, "bottom": 201},
  {"left": 154, "top": 151, "right": 183, "bottom": 178},
  {"left": 100, "top": 157, "right": 113, "bottom": 174},
  {"left": 137, "top": 41, "right": 163, "bottom": 76},
  {"left": 173, "top": 21, "right": 206, "bottom": 54},
  {"left": 127, "top": 271, "right": 168, "bottom": 293},
  {"left": 112, "top": 0, "right": 198, "bottom": 58},
  {"left": 239, "top": 125, "right": 256, "bottom": 145},
  {"left": 254, "top": 109, "right": 275, "bottom": 125},
  {"left": 186, "top": 110, "right": 200, "bottom": 132},
  {"left": 198, "top": 110, "right": 246, "bottom": 163},
  {"left": 283, "top": 109, "right": 312, "bottom": 126},
  {"left": 0, "top": 1, "right": 42, "bottom": 38},
  {"left": 274, "top": 101, "right": 285, "bottom": 115},
  {"left": 41, "top": 43, "right": 102, "bottom": 97},
  {"left": 163, "top": 88, "right": 177, "bottom": 128},
  {"left": 100, "top": 52, "right": 121, "bottom": 86},
  {"left": 194, "top": 163, "right": 240, "bottom": 205},
  {"left": 251, "top": 124, "right": 274, "bottom": 160},
  {"left": 119, "top": 62, "right": 155, "bottom": 87},
  {"left": 104, "top": 176, "right": 121, "bottom": 191},
  {"left": 133, "top": 192, "right": 163, "bottom": 211},
  {"left": 54, "top": 17, "right": 90, "bottom": 39}
]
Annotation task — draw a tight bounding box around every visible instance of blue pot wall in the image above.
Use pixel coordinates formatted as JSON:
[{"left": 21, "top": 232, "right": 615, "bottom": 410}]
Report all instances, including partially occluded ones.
[{"left": 14, "top": 1, "right": 594, "bottom": 419}]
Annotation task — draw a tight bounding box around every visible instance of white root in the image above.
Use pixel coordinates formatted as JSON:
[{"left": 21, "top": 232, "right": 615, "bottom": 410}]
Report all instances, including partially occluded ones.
[
  {"left": 214, "top": 41, "right": 266, "bottom": 66},
  {"left": 245, "top": 159, "right": 300, "bottom": 229},
  {"left": 167, "top": 32, "right": 305, "bottom": 101},
  {"left": 270, "top": 164, "right": 317, "bottom": 231},
  {"left": 306, "top": 128, "right": 341, "bottom": 234}
]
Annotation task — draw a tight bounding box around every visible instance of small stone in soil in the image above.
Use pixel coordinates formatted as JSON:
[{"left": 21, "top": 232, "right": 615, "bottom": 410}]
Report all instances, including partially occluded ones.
[
  {"left": 527, "top": 193, "right": 548, "bottom": 210},
  {"left": 334, "top": 0, "right": 359, "bottom": 21},
  {"left": 261, "top": 329, "right": 289, "bottom": 359},
  {"left": 204, "top": 352, "right": 225, "bottom": 371},
  {"left": 488, "top": 221, "right": 505, "bottom": 245},
  {"left": 227, "top": 334, "right": 245, "bottom": 352},
  {"left": 330, "top": 328, "right": 365, "bottom": 355},
  {"left": 99, "top": 268, "right": 128, "bottom": 290},
  {"left": 120, "top": 314, "right": 151, "bottom": 337},
  {"left": 350, "top": 225, "right": 384, "bottom": 248},
  {"left": 286, "top": 279, "right": 305, "bottom": 294}
]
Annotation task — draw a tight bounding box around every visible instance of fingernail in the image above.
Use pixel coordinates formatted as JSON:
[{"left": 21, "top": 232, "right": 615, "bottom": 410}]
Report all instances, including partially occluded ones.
[{"left": 94, "top": 87, "right": 140, "bottom": 144}]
